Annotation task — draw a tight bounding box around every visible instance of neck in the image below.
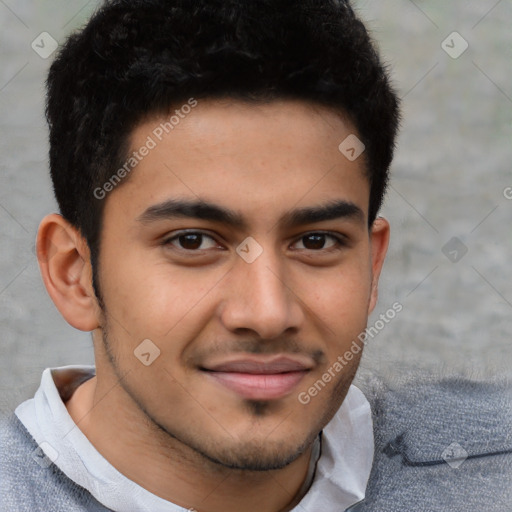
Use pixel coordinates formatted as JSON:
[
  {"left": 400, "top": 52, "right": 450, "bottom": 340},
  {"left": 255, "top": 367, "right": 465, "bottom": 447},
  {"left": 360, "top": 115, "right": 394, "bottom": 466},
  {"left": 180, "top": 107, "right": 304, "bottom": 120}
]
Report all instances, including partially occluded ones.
[{"left": 65, "top": 367, "right": 315, "bottom": 512}]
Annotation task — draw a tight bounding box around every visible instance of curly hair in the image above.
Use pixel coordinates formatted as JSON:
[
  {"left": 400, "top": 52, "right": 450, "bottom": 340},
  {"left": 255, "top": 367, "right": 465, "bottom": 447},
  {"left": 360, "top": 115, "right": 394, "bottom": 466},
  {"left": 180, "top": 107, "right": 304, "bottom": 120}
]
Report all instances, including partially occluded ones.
[{"left": 46, "top": 0, "right": 400, "bottom": 297}]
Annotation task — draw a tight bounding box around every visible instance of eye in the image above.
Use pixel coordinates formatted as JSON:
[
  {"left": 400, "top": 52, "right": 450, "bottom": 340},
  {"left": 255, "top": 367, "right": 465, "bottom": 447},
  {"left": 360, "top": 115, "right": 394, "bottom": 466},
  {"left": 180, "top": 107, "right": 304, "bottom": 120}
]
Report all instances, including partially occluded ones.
[
  {"left": 163, "top": 231, "right": 220, "bottom": 251},
  {"left": 292, "top": 232, "right": 345, "bottom": 251}
]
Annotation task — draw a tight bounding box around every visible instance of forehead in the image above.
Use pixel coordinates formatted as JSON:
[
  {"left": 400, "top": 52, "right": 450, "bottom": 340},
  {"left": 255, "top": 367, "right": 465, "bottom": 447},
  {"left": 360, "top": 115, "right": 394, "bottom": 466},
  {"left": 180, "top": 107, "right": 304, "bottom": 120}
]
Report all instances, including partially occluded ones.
[{"left": 105, "top": 99, "right": 370, "bottom": 227}]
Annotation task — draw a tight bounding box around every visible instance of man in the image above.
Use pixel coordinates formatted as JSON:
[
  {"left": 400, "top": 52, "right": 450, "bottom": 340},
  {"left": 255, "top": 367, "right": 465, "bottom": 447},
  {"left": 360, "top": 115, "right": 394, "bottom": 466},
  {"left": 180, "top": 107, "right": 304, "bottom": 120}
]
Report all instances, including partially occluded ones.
[{"left": 1, "top": 1, "right": 511, "bottom": 511}]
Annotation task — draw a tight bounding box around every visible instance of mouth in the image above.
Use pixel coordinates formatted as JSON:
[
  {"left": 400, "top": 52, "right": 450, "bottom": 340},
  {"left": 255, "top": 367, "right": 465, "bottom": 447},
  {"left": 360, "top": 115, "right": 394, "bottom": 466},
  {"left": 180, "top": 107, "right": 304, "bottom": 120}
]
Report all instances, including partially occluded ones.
[{"left": 200, "top": 356, "right": 313, "bottom": 401}]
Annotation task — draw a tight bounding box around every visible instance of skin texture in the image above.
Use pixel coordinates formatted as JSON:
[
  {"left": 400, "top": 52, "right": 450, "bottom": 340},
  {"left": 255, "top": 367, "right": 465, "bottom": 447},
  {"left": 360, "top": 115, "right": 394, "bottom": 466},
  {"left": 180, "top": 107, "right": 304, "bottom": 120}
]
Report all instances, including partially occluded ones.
[{"left": 37, "top": 99, "right": 389, "bottom": 512}]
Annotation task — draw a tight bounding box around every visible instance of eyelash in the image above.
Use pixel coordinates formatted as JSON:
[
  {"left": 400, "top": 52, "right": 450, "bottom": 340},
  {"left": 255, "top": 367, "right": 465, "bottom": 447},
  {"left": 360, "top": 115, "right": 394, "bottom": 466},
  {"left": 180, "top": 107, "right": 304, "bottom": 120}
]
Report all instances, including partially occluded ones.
[{"left": 161, "top": 230, "right": 348, "bottom": 253}]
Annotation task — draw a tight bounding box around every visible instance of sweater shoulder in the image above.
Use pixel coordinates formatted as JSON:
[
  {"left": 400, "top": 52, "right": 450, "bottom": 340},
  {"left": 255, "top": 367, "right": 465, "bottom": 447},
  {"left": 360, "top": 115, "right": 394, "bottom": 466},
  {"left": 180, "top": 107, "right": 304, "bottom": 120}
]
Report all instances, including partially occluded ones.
[
  {"left": 0, "top": 412, "right": 109, "bottom": 512},
  {"left": 353, "top": 369, "right": 512, "bottom": 511}
]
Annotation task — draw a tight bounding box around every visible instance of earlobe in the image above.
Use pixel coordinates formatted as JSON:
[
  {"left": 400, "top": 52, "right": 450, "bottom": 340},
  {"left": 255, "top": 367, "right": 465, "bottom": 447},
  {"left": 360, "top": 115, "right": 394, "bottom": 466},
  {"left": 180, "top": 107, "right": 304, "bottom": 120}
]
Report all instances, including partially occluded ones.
[
  {"left": 367, "top": 217, "right": 390, "bottom": 315},
  {"left": 37, "top": 214, "right": 100, "bottom": 331}
]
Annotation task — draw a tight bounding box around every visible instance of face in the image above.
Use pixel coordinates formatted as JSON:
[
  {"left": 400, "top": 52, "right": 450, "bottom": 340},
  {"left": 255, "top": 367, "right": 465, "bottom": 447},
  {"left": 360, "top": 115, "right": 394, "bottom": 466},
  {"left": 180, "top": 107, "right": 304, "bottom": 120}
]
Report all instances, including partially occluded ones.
[{"left": 94, "top": 99, "right": 387, "bottom": 470}]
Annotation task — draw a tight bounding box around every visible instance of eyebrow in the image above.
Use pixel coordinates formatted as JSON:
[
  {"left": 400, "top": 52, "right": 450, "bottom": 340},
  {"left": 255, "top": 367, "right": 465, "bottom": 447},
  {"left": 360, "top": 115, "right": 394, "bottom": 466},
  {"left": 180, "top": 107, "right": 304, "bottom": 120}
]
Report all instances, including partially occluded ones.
[
  {"left": 137, "top": 198, "right": 365, "bottom": 230},
  {"left": 281, "top": 200, "right": 365, "bottom": 228}
]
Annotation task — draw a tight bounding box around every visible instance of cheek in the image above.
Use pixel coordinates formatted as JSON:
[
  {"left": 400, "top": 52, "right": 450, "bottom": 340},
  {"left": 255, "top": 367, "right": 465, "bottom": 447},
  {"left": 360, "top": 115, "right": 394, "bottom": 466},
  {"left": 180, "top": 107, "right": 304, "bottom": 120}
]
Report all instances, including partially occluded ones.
[
  {"left": 312, "top": 258, "right": 372, "bottom": 311},
  {"left": 98, "top": 247, "right": 169, "bottom": 339},
  {"left": 99, "top": 250, "right": 220, "bottom": 342},
  {"left": 307, "top": 261, "right": 372, "bottom": 349}
]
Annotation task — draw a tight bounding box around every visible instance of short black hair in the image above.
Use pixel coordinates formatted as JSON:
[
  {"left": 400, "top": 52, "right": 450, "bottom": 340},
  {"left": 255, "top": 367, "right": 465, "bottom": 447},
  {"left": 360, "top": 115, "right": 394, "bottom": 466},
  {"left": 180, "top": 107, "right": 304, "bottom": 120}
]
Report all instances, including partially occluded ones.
[{"left": 46, "top": 0, "right": 400, "bottom": 297}]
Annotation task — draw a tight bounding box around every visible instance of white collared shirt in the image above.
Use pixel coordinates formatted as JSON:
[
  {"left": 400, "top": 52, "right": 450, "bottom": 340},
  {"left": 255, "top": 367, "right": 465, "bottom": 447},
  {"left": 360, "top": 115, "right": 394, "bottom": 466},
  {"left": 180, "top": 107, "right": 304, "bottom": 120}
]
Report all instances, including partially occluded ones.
[{"left": 15, "top": 366, "right": 373, "bottom": 511}]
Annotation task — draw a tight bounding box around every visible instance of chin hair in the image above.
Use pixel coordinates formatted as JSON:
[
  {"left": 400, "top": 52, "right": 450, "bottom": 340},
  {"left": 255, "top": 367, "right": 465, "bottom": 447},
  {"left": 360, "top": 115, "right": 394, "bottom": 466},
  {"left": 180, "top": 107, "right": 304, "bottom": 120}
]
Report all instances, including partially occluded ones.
[
  {"left": 197, "top": 435, "right": 316, "bottom": 472},
  {"left": 119, "top": 384, "right": 315, "bottom": 472},
  {"left": 148, "top": 408, "right": 318, "bottom": 472}
]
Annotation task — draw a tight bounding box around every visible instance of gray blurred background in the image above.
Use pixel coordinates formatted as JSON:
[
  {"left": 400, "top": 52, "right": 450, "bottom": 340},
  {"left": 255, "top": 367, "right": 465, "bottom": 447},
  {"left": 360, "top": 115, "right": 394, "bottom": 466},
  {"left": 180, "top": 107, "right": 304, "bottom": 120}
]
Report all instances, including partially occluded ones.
[{"left": 1, "top": 0, "right": 511, "bottom": 411}]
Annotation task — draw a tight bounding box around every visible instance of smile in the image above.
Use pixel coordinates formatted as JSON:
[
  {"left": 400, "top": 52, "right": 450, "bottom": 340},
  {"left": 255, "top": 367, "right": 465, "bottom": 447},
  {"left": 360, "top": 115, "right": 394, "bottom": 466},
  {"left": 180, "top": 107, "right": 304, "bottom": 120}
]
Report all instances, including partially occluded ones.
[{"left": 201, "top": 356, "right": 312, "bottom": 400}]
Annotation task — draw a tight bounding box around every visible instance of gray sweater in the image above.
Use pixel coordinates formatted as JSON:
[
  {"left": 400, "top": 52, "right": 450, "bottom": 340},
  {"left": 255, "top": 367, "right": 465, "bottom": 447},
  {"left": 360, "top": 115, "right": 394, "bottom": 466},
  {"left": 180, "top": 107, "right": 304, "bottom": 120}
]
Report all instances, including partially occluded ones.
[
  {"left": 2, "top": 372, "right": 512, "bottom": 511},
  {"left": 348, "top": 373, "right": 512, "bottom": 510}
]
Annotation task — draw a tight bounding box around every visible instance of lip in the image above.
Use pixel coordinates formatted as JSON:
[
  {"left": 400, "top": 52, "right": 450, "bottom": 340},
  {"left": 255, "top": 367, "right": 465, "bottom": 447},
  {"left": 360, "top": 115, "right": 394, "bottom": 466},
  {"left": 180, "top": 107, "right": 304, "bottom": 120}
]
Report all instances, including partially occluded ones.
[{"left": 201, "top": 356, "right": 313, "bottom": 400}]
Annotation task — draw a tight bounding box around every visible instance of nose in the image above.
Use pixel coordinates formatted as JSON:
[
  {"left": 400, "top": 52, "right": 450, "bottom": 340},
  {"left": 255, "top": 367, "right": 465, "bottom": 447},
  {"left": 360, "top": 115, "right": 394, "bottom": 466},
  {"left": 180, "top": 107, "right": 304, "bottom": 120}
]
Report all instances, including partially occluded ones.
[{"left": 219, "top": 249, "right": 304, "bottom": 340}]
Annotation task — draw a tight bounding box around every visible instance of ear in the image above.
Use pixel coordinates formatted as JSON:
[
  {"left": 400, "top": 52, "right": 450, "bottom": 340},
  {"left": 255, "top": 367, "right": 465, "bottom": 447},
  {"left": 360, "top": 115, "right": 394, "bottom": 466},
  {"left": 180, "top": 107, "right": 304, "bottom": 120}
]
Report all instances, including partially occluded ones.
[
  {"left": 367, "top": 216, "right": 390, "bottom": 315},
  {"left": 37, "top": 214, "right": 101, "bottom": 331}
]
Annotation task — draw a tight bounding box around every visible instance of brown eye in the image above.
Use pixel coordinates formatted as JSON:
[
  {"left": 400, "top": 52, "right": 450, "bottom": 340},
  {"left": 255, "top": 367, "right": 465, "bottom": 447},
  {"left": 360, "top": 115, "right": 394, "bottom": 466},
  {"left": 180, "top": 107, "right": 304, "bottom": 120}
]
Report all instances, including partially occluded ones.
[
  {"left": 293, "top": 232, "right": 344, "bottom": 251},
  {"left": 178, "top": 233, "right": 203, "bottom": 250},
  {"left": 164, "top": 231, "right": 219, "bottom": 251},
  {"left": 303, "top": 234, "right": 326, "bottom": 250}
]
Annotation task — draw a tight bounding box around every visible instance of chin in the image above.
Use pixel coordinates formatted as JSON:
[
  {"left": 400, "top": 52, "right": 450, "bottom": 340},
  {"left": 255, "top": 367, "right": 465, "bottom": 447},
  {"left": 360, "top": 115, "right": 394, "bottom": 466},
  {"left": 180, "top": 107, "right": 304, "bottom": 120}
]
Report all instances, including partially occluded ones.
[{"left": 198, "top": 434, "right": 316, "bottom": 472}]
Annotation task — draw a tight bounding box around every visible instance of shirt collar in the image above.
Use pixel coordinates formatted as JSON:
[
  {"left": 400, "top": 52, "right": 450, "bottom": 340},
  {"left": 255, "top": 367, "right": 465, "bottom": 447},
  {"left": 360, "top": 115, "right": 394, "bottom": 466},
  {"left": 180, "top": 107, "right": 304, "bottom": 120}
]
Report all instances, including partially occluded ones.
[{"left": 292, "top": 382, "right": 374, "bottom": 510}]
